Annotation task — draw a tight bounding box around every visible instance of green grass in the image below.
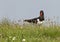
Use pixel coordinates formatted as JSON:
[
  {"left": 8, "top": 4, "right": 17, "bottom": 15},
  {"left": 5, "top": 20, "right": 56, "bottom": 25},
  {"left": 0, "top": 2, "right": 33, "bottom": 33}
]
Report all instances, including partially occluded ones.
[{"left": 0, "top": 19, "right": 60, "bottom": 42}]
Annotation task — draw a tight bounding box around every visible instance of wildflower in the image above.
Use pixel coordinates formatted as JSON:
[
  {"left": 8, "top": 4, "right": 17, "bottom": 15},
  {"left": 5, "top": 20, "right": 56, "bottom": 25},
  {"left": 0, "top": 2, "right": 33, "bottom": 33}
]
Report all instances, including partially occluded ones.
[
  {"left": 0, "top": 34, "right": 2, "bottom": 37},
  {"left": 12, "top": 37, "right": 16, "bottom": 40},
  {"left": 56, "top": 37, "right": 60, "bottom": 40},
  {"left": 0, "top": 34, "right": 2, "bottom": 36},
  {"left": 9, "top": 36, "right": 12, "bottom": 38},
  {"left": 22, "top": 39, "right": 26, "bottom": 42},
  {"left": 21, "top": 26, "right": 23, "bottom": 29},
  {"left": 6, "top": 38, "right": 8, "bottom": 40}
]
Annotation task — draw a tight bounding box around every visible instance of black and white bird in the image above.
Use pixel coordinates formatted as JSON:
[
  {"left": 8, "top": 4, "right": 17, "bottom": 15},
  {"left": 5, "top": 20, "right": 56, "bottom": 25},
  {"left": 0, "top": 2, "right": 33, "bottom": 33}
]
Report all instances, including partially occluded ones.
[{"left": 24, "top": 10, "right": 45, "bottom": 24}]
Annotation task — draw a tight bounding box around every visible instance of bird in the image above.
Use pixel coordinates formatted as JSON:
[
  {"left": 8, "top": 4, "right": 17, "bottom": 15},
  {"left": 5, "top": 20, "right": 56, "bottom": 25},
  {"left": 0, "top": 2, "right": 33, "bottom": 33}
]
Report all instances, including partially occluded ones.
[{"left": 24, "top": 10, "right": 44, "bottom": 24}]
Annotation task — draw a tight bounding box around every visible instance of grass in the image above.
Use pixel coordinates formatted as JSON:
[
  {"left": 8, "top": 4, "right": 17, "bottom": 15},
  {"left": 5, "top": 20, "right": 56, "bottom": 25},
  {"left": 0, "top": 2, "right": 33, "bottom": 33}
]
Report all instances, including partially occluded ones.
[{"left": 0, "top": 18, "right": 60, "bottom": 42}]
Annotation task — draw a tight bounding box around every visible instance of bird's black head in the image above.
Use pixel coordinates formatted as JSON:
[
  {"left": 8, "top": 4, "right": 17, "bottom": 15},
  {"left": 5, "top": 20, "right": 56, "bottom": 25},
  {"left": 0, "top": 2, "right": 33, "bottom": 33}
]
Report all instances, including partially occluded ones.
[
  {"left": 39, "top": 10, "right": 44, "bottom": 21},
  {"left": 40, "top": 10, "right": 44, "bottom": 17}
]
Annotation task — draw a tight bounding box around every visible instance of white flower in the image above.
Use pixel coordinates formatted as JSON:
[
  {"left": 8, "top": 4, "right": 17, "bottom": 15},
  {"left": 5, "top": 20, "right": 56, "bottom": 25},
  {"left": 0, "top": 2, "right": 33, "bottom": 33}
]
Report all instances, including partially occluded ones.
[
  {"left": 12, "top": 37, "right": 16, "bottom": 40},
  {"left": 22, "top": 39, "right": 26, "bottom": 42}
]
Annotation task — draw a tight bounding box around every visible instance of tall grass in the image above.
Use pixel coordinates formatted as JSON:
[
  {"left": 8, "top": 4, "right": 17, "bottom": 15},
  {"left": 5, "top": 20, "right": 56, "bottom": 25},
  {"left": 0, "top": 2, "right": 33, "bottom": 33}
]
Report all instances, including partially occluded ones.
[{"left": 0, "top": 18, "right": 60, "bottom": 42}]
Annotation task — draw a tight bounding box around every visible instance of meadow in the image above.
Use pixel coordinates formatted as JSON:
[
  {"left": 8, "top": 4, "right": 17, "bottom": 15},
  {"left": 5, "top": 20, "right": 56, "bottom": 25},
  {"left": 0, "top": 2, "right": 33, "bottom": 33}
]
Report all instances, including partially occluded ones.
[{"left": 0, "top": 18, "right": 60, "bottom": 42}]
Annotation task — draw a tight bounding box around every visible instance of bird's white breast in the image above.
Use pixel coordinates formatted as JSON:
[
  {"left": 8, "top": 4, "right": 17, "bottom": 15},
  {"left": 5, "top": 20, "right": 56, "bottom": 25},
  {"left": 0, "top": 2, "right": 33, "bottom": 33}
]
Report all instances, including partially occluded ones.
[{"left": 37, "top": 19, "right": 43, "bottom": 24}]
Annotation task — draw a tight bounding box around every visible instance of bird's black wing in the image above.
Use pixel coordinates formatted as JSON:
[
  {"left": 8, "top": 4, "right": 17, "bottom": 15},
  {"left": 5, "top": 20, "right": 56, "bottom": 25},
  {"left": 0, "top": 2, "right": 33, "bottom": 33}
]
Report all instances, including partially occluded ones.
[
  {"left": 24, "top": 19, "right": 32, "bottom": 23},
  {"left": 24, "top": 17, "right": 40, "bottom": 23}
]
